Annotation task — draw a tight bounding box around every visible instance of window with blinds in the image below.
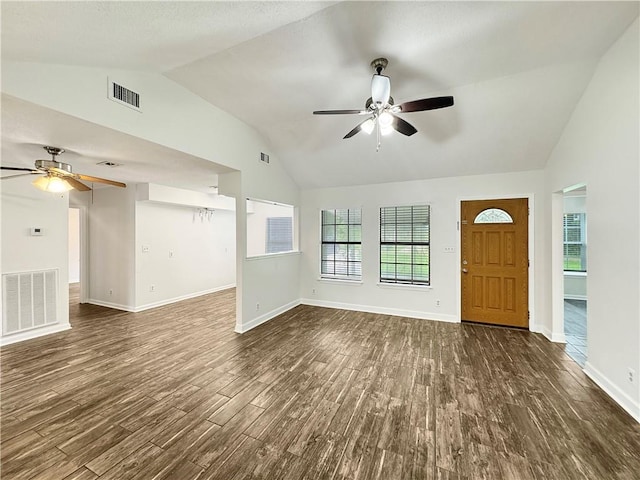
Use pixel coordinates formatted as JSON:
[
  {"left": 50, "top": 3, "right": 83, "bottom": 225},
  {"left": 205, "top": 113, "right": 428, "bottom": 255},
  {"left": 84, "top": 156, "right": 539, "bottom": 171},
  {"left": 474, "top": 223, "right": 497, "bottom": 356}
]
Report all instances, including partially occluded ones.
[
  {"left": 266, "top": 217, "right": 293, "bottom": 254},
  {"left": 321, "top": 209, "right": 362, "bottom": 280},
  {"left": 380, "top": 205, "right": 430, "bottom": 285},
  {"left": 563, "top": 213, "right": 587, "bottom": 271}
]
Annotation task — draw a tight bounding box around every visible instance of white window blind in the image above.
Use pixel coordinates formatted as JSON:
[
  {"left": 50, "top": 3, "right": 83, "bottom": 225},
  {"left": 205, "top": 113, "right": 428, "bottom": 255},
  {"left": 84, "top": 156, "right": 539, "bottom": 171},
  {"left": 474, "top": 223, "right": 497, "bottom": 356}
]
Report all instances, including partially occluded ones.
[
  {"left": 321, "top": 209, "right": 362, "bottom": 280},
  {"left": 380, "top": 205, "right": 430, "bottom": 285}
]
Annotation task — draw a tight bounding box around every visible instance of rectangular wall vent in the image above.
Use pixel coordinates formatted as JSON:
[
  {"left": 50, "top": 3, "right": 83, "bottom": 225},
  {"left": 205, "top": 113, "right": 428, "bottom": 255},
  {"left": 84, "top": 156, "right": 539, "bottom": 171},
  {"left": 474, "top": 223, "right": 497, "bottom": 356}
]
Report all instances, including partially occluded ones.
[
  {"left": 260, "top": 152, "right": 270, "bottom": 164},
  {"left": 108, "top": 78, "right": 141, "bottom": 111},
  {"left": 2, "top": 270, "right": 58, "bottom": 335}
]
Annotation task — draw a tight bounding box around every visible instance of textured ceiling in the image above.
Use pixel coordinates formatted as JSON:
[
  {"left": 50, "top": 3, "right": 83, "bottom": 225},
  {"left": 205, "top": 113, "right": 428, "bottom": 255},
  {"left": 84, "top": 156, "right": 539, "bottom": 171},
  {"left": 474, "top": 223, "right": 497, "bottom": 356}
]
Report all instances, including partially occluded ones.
[{"left": 2, "top": 1, "right": 638, "bottom": 189}]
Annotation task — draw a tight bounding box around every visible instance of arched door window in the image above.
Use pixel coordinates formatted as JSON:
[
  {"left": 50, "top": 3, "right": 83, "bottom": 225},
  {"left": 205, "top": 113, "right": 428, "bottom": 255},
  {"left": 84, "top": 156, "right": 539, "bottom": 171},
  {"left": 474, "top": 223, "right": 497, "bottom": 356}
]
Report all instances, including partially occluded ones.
[{"left": 474, "top": 208, "right": 513, "bottom": 224}]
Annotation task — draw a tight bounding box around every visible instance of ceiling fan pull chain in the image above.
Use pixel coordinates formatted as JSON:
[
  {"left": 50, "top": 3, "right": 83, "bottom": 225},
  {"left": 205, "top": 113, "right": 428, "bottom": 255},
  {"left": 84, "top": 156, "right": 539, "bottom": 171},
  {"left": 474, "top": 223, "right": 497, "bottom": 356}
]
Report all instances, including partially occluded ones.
[{"left": 376, "top": 121, "right": 381, "bottom": 152}]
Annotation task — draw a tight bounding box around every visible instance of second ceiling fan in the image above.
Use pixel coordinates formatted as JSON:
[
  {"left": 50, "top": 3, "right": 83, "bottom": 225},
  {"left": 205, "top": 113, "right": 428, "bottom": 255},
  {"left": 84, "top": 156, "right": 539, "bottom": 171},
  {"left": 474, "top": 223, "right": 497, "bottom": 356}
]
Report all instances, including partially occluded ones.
[{"left": 313, "top": 58, "right": 454, "bottom": 149}]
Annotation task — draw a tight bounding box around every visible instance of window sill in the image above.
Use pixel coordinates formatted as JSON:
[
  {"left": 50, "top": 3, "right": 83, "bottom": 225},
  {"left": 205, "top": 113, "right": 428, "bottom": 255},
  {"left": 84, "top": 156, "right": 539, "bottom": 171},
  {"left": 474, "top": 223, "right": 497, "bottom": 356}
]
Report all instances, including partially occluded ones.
[
  {"left": 246, "top": 251, "right": 300, "bottom": 261},
  {"left": 377, "top": 282, "right": 432, "bottom": 291},
  {"left": 564, "top": 271, "right": 587, "bottom": 277},
  {"left": 318, "top": 277, "right": 363, "bottom": 285}
]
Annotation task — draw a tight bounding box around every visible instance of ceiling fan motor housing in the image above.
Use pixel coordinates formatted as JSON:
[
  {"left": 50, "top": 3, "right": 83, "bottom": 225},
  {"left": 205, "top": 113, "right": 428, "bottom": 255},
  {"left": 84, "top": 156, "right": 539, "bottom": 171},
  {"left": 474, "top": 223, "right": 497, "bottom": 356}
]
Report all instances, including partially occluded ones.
[{"left": 35, "top": 159, "right": 73, "bottom": 174}]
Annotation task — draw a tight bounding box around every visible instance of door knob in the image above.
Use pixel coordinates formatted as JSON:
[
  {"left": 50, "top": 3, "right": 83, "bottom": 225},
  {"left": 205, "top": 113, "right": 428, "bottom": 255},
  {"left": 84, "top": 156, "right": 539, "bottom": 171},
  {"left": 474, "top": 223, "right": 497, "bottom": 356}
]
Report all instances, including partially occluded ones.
[{"left": 462, "top": 268, "right": 468, "bottom": 273}]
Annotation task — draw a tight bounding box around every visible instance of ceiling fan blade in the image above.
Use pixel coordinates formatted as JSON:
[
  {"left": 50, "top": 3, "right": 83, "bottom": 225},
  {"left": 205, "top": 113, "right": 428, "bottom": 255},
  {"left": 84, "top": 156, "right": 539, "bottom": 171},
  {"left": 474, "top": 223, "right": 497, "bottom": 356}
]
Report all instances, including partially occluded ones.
[
  {"left": 313, "top": 109, "right": 368, "bottom": 115},
  {"left": 392, "top": 116, "right": 418, "bottom": 136},
  {"left": 343, "top": 118, "right": 373, "bottom": 139},
  {"left": 1, "top": 172, "right": 44, "bottom": 180},
  {"left": 398, "top": 96, "right": 454, "bottom": 113},
  {"left": 65, "top": 177, "right": 91, "bottom": 192},
  {"left": 1, "top": 166, "right": 39, "bottom": 172},
  {"left": 76, "top": 174, "right": 126, "bottom": 188}
]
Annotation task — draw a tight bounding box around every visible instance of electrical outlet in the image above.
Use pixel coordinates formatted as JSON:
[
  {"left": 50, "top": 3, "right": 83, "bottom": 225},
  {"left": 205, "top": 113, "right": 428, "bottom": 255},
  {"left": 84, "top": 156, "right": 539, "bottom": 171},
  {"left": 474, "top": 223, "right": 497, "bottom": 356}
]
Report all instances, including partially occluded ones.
[
  {"left": 312, "top": 288, "right": 316, "bottom": 295},
  {"left": 444, "top": 247, "right": 455, "bottom": 253},
  {"left": 436, "top": 299, "right": 441, "bottom": 307},
  {"left": 142, "top": 245, "right": 150, "bottom": 253},
  {"left": 169, "top": 251, "right": 174, "bottom": 258},
  {"left": 150, "top": 285, "right": 155, "bottom": 292},
  {"left": 108, "top": 289, "right": 113, "bottom": 296},
  {"left": 629, "top": 368, "right": 636, "bottom": 384},
  {"left": 256, "top": 302, "right": 260, "bottom": 311}
]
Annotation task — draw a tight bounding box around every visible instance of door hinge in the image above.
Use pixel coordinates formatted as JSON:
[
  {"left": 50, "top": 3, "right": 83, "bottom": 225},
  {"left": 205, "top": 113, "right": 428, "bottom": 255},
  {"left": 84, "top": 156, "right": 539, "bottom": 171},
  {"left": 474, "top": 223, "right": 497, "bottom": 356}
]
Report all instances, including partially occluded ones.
[
  {"left": 528, "top": 311, "right": 530, "bottom": 320},
  {"left": 528, "top": 259, "right": 530, "bottom": 267}
]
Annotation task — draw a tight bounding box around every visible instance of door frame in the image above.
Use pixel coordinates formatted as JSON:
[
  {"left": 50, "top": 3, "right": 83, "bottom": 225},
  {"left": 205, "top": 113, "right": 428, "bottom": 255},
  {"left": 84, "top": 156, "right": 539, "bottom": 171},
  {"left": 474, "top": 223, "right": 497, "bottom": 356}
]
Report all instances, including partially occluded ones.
[
  {"left": 456, "top": 193, "right": 536, "bottom": 331},
  {"left": 69, "top": 203, "right": 89, "bottom": 304}
]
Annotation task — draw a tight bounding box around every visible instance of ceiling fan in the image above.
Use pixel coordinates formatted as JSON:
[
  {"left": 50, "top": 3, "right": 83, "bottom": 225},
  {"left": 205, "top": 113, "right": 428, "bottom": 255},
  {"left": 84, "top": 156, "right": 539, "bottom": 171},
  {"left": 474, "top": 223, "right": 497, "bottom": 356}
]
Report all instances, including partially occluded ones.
[
  {"left": 1, "top": 146, "right": 126, "bottom": 192},
  {"left": 313, "top": 58, "right": 454, "bottom": 150}
]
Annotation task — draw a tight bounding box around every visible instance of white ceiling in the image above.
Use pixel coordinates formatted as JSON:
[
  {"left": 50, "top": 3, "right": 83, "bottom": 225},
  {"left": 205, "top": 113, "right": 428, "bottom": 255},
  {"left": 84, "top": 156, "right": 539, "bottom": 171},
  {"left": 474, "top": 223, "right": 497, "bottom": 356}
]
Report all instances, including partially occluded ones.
[{"left": 2, "top": 1, "right": 638, "bottom": 190}]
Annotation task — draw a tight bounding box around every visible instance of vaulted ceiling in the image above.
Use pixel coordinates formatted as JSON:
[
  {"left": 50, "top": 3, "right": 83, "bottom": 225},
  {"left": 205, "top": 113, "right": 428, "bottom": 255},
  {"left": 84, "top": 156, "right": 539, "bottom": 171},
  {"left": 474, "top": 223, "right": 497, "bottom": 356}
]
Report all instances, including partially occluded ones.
[{"left": 2, "top": 1, "right": 638, "bottom": 190}]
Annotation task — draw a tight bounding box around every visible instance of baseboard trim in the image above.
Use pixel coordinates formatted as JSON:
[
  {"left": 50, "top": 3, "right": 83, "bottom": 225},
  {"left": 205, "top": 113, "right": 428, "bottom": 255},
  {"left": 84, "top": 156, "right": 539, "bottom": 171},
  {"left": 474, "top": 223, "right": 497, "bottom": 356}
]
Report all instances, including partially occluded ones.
[
  {"left": 235, "top": 299, "right": 301, "bottom": 333},
  {"left": 533, "top": 324, "right": 566, "bottom": 343},
  {"left": 87, "top": 299, "right": 134, "bottom": 312},
  {"left": 300, "top": 298, "right": 459, "bottom": 323},
  {"left": 1, "top": 323, "right": 71, "bottom": 347},
  {"left": 564, "top": 294, "right": 587, "bottom": 301},
  {"left": 134, "top": 284, "right": 236, "bottom": 313},
  {"left": 584, "top": 361, "right": 640, "bottom": 423},
  {"left": 88, "top": 284, "right": 236, "bottom": 313}
]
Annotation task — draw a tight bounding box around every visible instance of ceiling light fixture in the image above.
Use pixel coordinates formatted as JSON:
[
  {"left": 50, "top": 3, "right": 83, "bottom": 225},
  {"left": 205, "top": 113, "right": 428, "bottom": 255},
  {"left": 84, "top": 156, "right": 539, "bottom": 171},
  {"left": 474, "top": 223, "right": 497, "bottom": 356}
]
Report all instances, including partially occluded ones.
[{"left": 32, "top": 174, "right": 73, "bottom": 193}]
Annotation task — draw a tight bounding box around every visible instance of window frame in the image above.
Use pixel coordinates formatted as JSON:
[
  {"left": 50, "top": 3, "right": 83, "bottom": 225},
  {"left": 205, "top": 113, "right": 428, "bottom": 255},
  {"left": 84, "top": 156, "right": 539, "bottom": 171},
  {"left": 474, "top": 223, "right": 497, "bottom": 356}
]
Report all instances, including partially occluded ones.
[
  {"left": 379, "top": 205, "right": 431, "bottom": 286},
  {"left": 320, "top": 208, "right": 362, "bottom": 281}
]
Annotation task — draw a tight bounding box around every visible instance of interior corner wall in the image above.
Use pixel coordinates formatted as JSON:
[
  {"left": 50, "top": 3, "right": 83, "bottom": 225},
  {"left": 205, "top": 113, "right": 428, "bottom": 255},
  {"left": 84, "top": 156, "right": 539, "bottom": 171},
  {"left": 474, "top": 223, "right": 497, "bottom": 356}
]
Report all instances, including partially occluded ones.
[
  {"left": 299, "top": 170, "right": 547, "bottom": 330},
  {"left": 3, "top": 62, "right": 301, "bottom": 332},
  {"left": 88, "top": 186, "right": 136, "bottom": 310},
  {"left": 0, "top": 176, "right": 71, "bottom": 343},
  {"left": 545, "top": 18, "right": 640, "bottom": 420},
  {"left": 135, "top": 201, "right": 236, "bottom": 310}
]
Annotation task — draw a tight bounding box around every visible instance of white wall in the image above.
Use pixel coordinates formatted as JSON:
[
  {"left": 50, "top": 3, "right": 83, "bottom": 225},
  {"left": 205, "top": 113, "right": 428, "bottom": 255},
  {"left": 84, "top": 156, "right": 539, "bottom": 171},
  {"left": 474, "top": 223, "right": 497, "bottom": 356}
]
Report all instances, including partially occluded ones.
[
  {"left": 545, "top": 19, "right": 639, "bottom": 420},
  {"left": 300, "top": 170, "right": 547, "bottom": 330},
  {"left": 0, "top": 176, "right": 71, "bottom": 344},
  {"left": 88, "top": 187, "right": 137, "bottom": 310},
  {"left": 68, "top": 208, "right": 80, "bottom": 283},
  {"left": 135, "top": 201, "right": 235, "bottom": 309},
  {"left": 3, "top": 61, "right": 300, "bottom": 332}
]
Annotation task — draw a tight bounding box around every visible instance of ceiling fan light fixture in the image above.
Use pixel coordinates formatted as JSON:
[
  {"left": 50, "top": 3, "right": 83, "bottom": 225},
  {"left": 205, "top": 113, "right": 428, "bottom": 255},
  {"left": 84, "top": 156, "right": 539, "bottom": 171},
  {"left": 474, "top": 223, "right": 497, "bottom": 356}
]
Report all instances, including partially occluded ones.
[
  {"left": 361, "top": 118, "right": 375, "bottom": 135},
  {"left": 378, "top": 111, "right": 394, "bottom": 128},
  {"left": 33, "top": 175, "right": 73, "bottom": 193},
  {"left": 371, "top": 74, "right": 391, "bottom": 106},
  {"left": 380, "top": 124, "right": 394, "bottom": 136}
]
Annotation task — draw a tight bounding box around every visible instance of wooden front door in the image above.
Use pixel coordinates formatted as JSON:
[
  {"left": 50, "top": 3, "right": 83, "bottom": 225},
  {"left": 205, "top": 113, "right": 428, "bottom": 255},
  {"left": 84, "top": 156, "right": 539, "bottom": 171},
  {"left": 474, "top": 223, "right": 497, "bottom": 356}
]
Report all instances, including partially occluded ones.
[{"left": 461, "top": 198, "right": 529, "bottom": 328}]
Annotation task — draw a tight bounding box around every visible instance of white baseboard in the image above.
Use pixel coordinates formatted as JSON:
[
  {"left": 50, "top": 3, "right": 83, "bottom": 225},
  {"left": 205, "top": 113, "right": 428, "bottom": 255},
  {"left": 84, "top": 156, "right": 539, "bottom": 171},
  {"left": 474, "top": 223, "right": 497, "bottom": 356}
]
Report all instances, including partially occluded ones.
[
  {"left": 564, "top": 294, "right": 587, "bottom": 301},
  {"left": 300, "top": 298, "right": 459, "bottom": 323},
  {"left": 134, "top": 284, "right": 236, "bottom": 313},
  {"left": 88, "top": 284, "right": 236, "bottom": 313},
  {"left": 1, "top": 322, "right": 71, "bottom": 347},
  {"left": 532, "top": 324, "right": 566, "bottom": 343},
  {"left": 235, "top": 299, "right": 301, "bottom": 333},
  {"left": 584, "top": 361, "right": 640, "bottom": 423},
  {"left": 87, "top": 299, "right": 134, "bottom": 312}
]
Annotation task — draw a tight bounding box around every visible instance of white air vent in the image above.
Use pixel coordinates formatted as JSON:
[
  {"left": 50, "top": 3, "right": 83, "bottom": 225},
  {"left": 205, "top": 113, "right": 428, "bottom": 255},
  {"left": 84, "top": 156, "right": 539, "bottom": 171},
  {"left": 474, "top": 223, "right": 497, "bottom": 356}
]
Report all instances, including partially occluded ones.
[
  {"left": 108, "top": 78, "right": 142, "bottom": 111},
  {"left": 3, "top": 270, "right": 58, "bottom": 335},
  {"left": 260, "top": 152, "right": 270, "bottom": 164}
]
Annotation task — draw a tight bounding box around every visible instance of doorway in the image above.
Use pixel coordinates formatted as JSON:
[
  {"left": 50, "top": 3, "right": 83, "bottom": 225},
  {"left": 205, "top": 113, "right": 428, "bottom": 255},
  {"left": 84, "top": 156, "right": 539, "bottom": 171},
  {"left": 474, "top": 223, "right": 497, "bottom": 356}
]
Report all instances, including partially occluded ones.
[
  {"left": 460, "top": 198, "right": 529, "bottom": 328},
  {"left": 562, "top": 187, "right": 587, "bottom": 366}
]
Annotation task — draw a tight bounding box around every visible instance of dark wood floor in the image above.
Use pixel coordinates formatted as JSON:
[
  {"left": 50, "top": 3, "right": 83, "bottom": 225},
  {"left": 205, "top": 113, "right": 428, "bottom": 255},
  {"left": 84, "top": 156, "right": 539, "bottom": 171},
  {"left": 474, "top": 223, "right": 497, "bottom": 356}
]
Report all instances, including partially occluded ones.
[{"left": 2, "top": 288, "right": 639, "bottom": 480}]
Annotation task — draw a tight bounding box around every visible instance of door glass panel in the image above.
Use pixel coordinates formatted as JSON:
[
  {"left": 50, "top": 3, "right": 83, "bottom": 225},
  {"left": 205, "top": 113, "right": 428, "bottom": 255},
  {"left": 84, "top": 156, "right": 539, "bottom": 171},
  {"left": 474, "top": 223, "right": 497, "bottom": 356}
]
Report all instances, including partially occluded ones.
[{"left": 474, "top": 208, "right": 513, "bottom": 224}]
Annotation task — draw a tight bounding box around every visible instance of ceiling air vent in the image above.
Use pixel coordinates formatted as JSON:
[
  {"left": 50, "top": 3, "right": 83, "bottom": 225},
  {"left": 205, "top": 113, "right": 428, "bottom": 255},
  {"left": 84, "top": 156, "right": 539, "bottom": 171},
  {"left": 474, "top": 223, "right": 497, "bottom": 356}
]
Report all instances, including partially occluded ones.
[
  {"left": 108, "top": 78, "right": 141, "bottom": 112},
  {"left": 260, "top": 152, "right": 270, "bottom": 164}
]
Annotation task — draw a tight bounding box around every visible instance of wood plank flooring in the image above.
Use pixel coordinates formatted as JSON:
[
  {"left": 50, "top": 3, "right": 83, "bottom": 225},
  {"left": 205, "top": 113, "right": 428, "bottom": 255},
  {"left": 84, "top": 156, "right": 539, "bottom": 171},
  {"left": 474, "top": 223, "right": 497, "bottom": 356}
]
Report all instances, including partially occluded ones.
[{"left": 2, "top": 287, "right": 639, "bottom": 479}]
